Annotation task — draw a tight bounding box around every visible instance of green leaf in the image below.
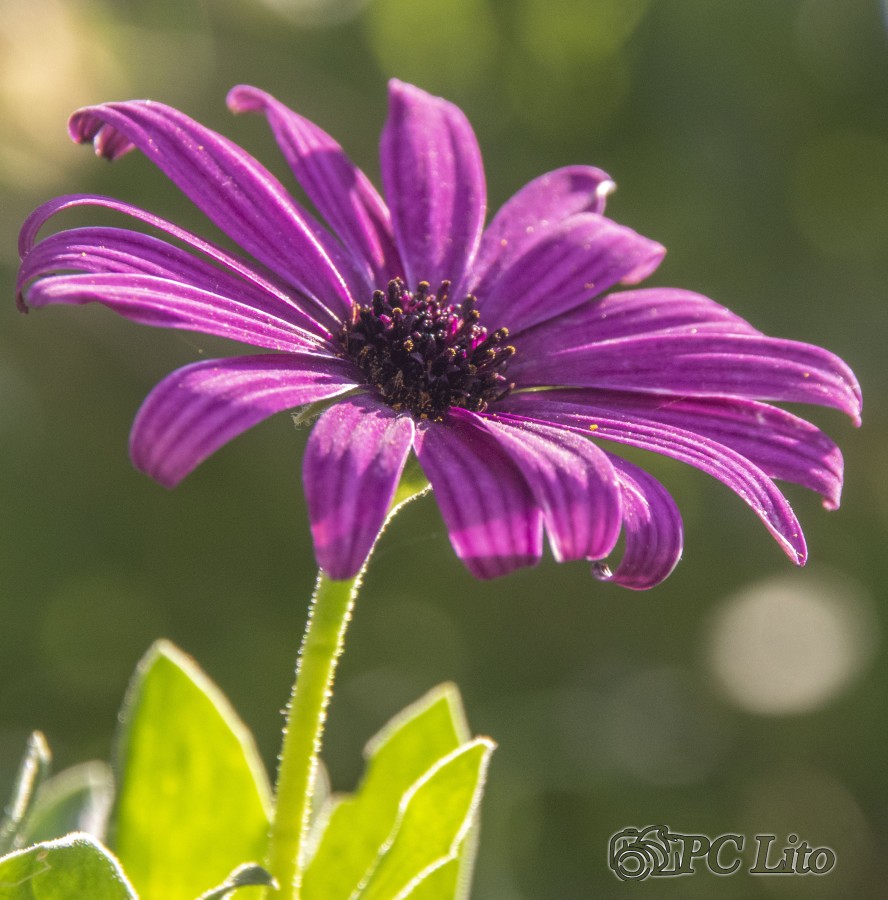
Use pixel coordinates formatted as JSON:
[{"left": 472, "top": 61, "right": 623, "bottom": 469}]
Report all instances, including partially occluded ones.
[
  {"left": 22, "top": 762, "right": 114, "bottom": 846},
  {"left": 0, "top": 833, "right": 136, "bottom": 899},
  {"left": 355, "top": 739, "right": 494, "bottom": 900},
  {"left": 195, "top": 862, "right": 276, "bottom": 899},
  {"left": 394, "top": 857, "right": 458, "bottom": 900},
  {"left": 111, "top": 641, "right": 272, "bottom": 900},
  {"left": 402, "top": 820, "right": 480, "bottom": 900},
  {"left": 303, "top": 684, "right": 488, "bottom": 899},
  {"left": 0, "top": 733, "right": 51, "bottom": 855}
]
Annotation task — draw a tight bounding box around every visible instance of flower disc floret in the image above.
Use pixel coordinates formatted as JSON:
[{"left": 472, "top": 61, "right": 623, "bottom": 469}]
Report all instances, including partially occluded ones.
[{"left": 339, "top": 278, "right": 515, "bottom": 420}]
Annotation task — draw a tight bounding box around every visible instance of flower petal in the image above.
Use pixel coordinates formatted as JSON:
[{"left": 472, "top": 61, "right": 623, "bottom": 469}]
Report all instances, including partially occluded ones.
[
  {"left": 477, "top": 415, "right": 622, "bottom": 562},
  {"left": 228, "top": 85, "right": 402, "bottom": 287},
  {"left": 68, "top": 100, "right": 357, "bottom": 328},
  {"left": 510, "top": 331, "right": 862, "bottom": 422},
  {"left": 303, "top": 395, "right": 414, "bottom": 579},
  {"left": 594, "top": 456, "right": 683, "bottom": 590},
  {"left": 19, "top": 194, "right": 329, "bottom": 336},
  {"left": 471, "top": 213, "right": 665, "bottom": 334},
  {"left": 413, "top": 409, "right": 542, "bottom": 578},
  {"left": 546, "top": 390, "right": 844, "bottom": 509},
  {"left": 464, "top": 165, "right": 615, "bottom": 297},
  {"left": 380, "top": 80, "right": 486, "bottom": 291},
  {"left": 511, "top": 287, "right": 761, "bottom": 354},
  {"left": 19, "top": 225, "right": 326, "bottom": 346},
  {"left": 130, "top": 354, "right": 358, "bottom": 487},
  {"left": 24, "top": 272, "right": 323, "bottom": 353},
  {"left": 496, "top": 396, "right": 808, "bottom": 564}
]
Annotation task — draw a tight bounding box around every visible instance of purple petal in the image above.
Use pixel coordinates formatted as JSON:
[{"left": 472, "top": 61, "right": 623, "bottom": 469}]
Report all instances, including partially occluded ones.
[
  {"left": 510, "top": 331, "right": 862, "bottom": 422},
  {"left": 130, "top": 354, "right": 358, "bottom": 487},
  {"left": 303, "top": 395, "right": 414, "bottom": 580},
  {"left": 594, "top": 456, "right": 683, "bottom": 590},
  {"left": 68, "top": 100, "right": 358, "bottom": 328},
  {"left": 496, "top": 395, "right": 808, "bottom": 564},
  {"left": 19, "top": 226, "right": 325, "bottom": 347},
  {"left": 228, "top": 85, "right": 402, "bottom": 288},
  {"left": 19, "top": 194, "right": 329, "bottom": 336},
  {"left": 477, "top": 415, "right": 622, "bottom": 562},
  {"left": 464, "top": 165, "right": 615, "bottom": 297},
  {"left": 380, "top": 80, "right": 486, "bottom": 291},
  {"left": 471, "top": 213, "right": 665, "bottom": 334},
  {"left": 511, "top": 287, "right": 761, "bottom": 354},
  {"left": 413, "top": 409, "right": 542, "bottom": 578},
  {"left": 547, "top": 390, "right": 844, "bottom": 509},
  {"left": 24, "top": 272, "right": 324, "bottom": 353}
]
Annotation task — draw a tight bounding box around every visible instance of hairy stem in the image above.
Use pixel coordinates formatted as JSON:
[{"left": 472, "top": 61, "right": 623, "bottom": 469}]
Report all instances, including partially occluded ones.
[
  {"left": 266, "top": 465, "right": 429, "bottom": 899},
  {"left": 266, "top": 570, "right": 361, "bottom": 900}
]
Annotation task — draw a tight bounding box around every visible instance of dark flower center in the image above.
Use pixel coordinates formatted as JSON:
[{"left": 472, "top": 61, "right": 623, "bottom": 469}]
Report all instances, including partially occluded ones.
[{"left": 339, "top": 278, "right": 516, "bottom": 420}]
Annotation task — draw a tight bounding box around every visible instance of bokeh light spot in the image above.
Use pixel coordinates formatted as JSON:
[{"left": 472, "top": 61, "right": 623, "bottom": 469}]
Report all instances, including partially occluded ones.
[{"left": 705, "top": 570, "right": 877, "bottom": 716}]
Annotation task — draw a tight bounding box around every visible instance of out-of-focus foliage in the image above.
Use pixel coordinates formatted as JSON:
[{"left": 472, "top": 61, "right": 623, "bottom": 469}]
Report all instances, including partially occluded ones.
[
  {"left": 305, "top": 683, "right": 484, "bottom": 899},
  {"left": 0, "top": 834, "right": 136, "bottom": 899},
  {"left": 112, "top": 642, "right": 271, "bottom": 900},
  {"left": 0, "top": 657, "right": 488, "bottom": 900},
  {"left": 1, "top": 0, "right": 885, "bottom": 896}
]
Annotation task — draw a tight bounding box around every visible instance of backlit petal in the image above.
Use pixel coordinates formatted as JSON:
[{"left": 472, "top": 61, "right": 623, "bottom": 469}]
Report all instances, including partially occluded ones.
[
  {"left": 381, "top": 80, "right": 486, "bottom": 291},
  {"left": 510, "top": 330, "right": 862, "bottom": 423},
  {"left": 304, "top": 395, "right": 414, "bottom": 580},
  {"left": 477, "top": 415, "right": 622, "bottom": 562},
  {"left": 24, "top": 272, "right": 322, "bottom": 353},
  {"left": 131, "top": 354, "right": 358, "bottom": 487},
  {"left": 69, "top": 100, "right": 357, "bottom": 328},
  {"left": 496, "top": 397, "right": 808, "bottom": 565},
  {"left": 541, "top": 390, "right": 844, "bottom": 509},
  {"left": 594, "top": 456, "right": 684, "bottom": 590},
  {"left": 414, "top": 409, "right": 542, "bottom": 578},
  {"left": 228, "top": 85, "right": 401, "bottom": 287},
  {"left": 472, "top": 213, "right": 665, "bottom": 333},
  {"left": 465, "top": 165, "right": 615, "bottom": 297},
  {"left": 19, "top": 194, "right": 328, "bottom": 336}
]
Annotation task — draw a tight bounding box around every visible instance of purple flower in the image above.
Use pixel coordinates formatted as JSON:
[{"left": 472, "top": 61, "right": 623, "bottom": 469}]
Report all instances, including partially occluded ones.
[{"left": 17, "top": 81, "right": 861, "bottom": 588}]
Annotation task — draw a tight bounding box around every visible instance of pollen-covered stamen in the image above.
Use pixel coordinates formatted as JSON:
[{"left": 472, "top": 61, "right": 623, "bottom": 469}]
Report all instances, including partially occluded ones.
[{"left": 339, "top": 278, "right": 516, "bottom": 419}]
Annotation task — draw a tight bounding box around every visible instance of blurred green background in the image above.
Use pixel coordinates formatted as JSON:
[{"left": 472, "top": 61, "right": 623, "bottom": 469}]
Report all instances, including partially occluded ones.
[{"left": 1, "top": 0, "right": 886, "bottom": 896}]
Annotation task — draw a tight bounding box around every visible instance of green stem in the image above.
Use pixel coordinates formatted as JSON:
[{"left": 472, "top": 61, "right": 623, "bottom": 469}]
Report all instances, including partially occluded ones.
[
  {"left": 267, "top": 569, "right": 362, "bottom": 900},
  {"left": 266, "top": 464, "right": 430, "bottom": 899}
]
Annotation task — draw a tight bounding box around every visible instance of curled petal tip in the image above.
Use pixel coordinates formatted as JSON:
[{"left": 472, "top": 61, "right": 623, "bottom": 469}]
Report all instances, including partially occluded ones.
[
  {"left": 15, "top": 292, "right": 29, "bottom": 314},
  {"left": 851, "top": 394, "right": 863, "bottom": 428},
  {"left": 226, "top": 85, "right": 266, "bottom": 114},
  {"left": 68, "top": 109, "right": 135, "bottom": 161}
]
